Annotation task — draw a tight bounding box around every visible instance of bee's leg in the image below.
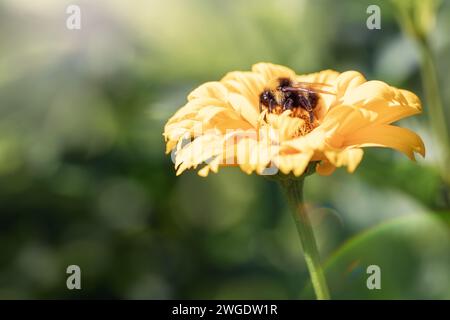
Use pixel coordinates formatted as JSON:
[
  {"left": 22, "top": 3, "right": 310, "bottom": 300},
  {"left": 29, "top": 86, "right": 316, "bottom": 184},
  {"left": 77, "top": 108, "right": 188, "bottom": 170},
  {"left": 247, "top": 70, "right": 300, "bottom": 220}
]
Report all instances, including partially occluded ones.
[
  {"left": 305, "top": 99, "right": 315, "bottom": 122},
  {"left": 298, "top": 95, "right": 311, "bottom": 111},
  {"left": 299, "top": 95, "right": 314, "bottom": 122},
  {"left": 259, "top": 102, "right": 268, "bottom": 121},
  {"left": 283, "top": 98, "right": 294, "bottom": 111},
  {"left": 269, "top": 99, "right": 275, "bottom": 112}
]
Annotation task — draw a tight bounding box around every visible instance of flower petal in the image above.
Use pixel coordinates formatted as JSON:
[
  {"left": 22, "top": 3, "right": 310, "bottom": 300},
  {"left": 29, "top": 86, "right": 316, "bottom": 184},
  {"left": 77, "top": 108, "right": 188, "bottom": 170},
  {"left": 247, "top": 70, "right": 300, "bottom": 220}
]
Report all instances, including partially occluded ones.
[
  {"left": 228, "top": 93, "right": 260, "bottom": 128},
  {"left": 165, "top": 98, "right": 227, "bottom": 127},
  {"left": 342, "top": 124, "right": 425, "bottom": 159},
  {"left": 188, "top": 81, "right": 228, "bottom": 101},
  {"left": 335, "top": 71, "right": 367, "bottom": 102},
  {"left": 221, "top": 71, "right": 266, "bottom": 109},
  {"left": 338, "top": 78, "right": 422, "bottom": 125},
  {"left": 320, "top": 104, "right": 378, "bottom": 138},
  {"left": 175, "top": 133, "right": 223, "bottom": 173},
  {"left": 283, "top": 128, "right": 329, "bottom": 152},
  {"left": 316, "top": 160, "right": 336, "bottom": 176},
  {"left": 164, "top": 98, "right": 254, "bottom": 153},
  {"left": 324, "top": 148, "right": 364, "bottom": 173},
  {"left": 295, "top": 69, "right": 341, "bottom": 112},
  {"left": 274, "top": 150, "right": 313, "bottom": 176},
  {"left": 251, "top": 62, "right": 296, "bottom": 83}
]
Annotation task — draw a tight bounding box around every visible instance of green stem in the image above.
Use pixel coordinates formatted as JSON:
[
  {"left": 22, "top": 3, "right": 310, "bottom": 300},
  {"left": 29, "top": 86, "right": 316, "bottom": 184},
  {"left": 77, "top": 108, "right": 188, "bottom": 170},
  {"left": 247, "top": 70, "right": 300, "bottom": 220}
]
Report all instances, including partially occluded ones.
[
  {"left": 392, "top": 1, "right": 450, "bottom": 185},
  {"left": 280, "top": 178, "right": 330, "bottom": 300},
  {"left": 417, "top": 39, "right": 450, "bottom": 185}
]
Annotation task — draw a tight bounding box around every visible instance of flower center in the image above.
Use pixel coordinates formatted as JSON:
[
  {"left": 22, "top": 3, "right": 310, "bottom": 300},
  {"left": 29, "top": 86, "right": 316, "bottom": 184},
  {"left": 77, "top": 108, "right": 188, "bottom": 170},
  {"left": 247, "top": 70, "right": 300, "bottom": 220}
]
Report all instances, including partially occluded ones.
[{"left": 259, "top": 77, "right": 320, "bottom": 135}]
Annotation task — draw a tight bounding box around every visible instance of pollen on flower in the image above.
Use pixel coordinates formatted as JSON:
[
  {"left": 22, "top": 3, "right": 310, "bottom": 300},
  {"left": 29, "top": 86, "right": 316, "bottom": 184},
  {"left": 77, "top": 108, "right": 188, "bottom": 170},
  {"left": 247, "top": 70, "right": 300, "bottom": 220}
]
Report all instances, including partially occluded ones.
[
  {"left": 261, "top": 94, "right": 320, "bottom": 137},
  {"left": 258, "top": 77, "right": 323, "bottom": 136},
  {"left": 296, "top": 110, "right": 318, "bottom": 136}
]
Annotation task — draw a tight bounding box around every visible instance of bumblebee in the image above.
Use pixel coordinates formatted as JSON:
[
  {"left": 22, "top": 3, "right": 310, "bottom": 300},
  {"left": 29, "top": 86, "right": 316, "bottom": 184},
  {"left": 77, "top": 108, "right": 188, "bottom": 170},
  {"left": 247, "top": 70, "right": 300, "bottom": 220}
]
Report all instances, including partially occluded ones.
[{"left": 259, "top": 77, "right": 334, "bottom": 122}]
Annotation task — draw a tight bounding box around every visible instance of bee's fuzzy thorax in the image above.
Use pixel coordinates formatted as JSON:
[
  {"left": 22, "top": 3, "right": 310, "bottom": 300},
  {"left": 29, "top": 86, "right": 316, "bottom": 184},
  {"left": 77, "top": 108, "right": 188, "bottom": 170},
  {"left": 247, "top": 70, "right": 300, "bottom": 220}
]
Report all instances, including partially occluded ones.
[{"left": 259, "top": 77, "right": 320, "bottom": 132}]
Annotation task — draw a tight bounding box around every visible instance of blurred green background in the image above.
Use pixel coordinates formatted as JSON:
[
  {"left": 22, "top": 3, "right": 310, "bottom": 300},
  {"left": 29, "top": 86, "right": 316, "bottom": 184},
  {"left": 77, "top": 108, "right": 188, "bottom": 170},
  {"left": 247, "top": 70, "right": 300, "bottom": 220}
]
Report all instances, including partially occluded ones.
[{"left": 0, "top": 0, "right": 449, "bottom": 299}]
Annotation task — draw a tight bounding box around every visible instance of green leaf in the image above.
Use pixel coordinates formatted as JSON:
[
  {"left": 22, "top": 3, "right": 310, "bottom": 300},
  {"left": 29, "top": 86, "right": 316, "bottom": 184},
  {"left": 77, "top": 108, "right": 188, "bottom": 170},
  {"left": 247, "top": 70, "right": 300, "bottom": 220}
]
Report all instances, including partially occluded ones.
[{"left": 302, "top": 212, "right": 450, "bottom": 299}]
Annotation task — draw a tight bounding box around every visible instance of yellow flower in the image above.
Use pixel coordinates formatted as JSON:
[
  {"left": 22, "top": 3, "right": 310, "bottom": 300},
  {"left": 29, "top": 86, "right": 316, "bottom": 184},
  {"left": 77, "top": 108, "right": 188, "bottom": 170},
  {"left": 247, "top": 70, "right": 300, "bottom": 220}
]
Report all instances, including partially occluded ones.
[{"left": 164, "top": 63, "right": 425, "bottom": 177}]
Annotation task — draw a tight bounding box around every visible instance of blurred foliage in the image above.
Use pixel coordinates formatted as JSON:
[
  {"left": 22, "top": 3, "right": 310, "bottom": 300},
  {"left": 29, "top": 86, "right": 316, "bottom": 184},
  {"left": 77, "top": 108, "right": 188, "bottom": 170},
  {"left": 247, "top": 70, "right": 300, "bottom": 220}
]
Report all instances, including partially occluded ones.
[
  {"left": 0, "top": 0, "right": 449, "bottom": 299},
  {"left": 392, "top": 0, "right": 440, "bottom": 41},
  {"left": 302, "top": 213, "right": 450, "bottom": 299}
]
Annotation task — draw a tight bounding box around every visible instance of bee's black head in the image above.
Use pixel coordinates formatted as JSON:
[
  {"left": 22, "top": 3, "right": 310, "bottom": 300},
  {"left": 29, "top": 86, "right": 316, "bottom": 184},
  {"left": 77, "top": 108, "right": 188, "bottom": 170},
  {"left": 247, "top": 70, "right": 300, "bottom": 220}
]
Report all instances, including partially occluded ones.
[
  {"left": 277, "top": 77, "right": 292, "bottom": 88},
  {"left": 259, "top": 90, "right": 275, "bottom": 109}
]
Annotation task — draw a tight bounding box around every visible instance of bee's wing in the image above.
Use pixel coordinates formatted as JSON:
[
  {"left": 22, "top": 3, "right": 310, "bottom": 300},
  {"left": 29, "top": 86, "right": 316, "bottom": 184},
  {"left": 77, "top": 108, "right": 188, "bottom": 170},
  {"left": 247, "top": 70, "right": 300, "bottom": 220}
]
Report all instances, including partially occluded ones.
[
  {"left": 282, "top": 82, "right": 336, "bottom": 95},
  {"left": 293, "top": 82, "right": 336, "bottom": 95},
  {"left": 293, "top": 81, "right": 332, "bottom": 87}
]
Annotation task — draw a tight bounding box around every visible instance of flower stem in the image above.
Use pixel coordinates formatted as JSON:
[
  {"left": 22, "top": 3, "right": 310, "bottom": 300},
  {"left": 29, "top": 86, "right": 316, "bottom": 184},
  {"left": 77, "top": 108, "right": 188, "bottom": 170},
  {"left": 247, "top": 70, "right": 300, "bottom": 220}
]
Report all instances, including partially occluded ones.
[
  {"left": 392, "top": 1, "right": 450, "bottom": 185},
  {"left": 280, "top": 178, "right": 330, "bottom": 300},
  {"left": 417, "top": 39, "right": 450, "bottom": 185}
]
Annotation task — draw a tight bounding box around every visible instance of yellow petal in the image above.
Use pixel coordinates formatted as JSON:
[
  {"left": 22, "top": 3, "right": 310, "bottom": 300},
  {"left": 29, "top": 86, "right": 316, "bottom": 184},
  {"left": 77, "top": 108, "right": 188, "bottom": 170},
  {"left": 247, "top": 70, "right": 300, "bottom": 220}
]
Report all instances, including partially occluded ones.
[
  {"left": 188, "top": 81, "right": 228, "bottom": 101},
  {"left": 198, "top": 165, "right": 210, "bottom": 177},
  {"left": 296, "top": 69, "right": 340, "bottom": 84},
  {"left": 228, "top": 93, "right": 260, "bottom": 128},
  {"left": 339, "top": 79, "right": 422, "bottom": 125},
  {"left": 236, "top": 136, "right": 259, "bottom": 174},
  {"left": 198, "top": 156, "right": 221, "bottom": 177},
  {"left": 164, "top": 99, "right": 254, "bottom": 154},
  {"left": 266, "top": 111, "right": 304, "bottom": 141},
  {"left": 316, "top": 160, "right": 336, "bottom": 176},
  {"left": 335, "top": 71, "right": 367, "bottom": 102},
  {"left": 320, "top": 105, "right": 378, "bottom": 137},
  {"left": 175, "top": 134, "right": 223, "bottom": 175},
  {"left": 295, "top": 69, "right": 341, "bottom": 112},
  {"left": 324, "top": 148, "right": 364, "bottom": 173},
  {"left": 165, "top": 98, "right": 226, "bottom": 126},
  {"left": 251, "top": 62, "right": 296, "bottom": 83},
  {"left": 283, "top": 128, "right": 328, "bottom": 152},
  {"left": 274, "top": 150, "right": 313, "bottom": 176},
  {"left": 343, "top": 124, "right": 425, "bottom": 159},
  {"left": 221, "top": 71, "right": 266, "bottom": 108},
  {"left": 362, "top": 87, "right": 422, "bottom": 125}
]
